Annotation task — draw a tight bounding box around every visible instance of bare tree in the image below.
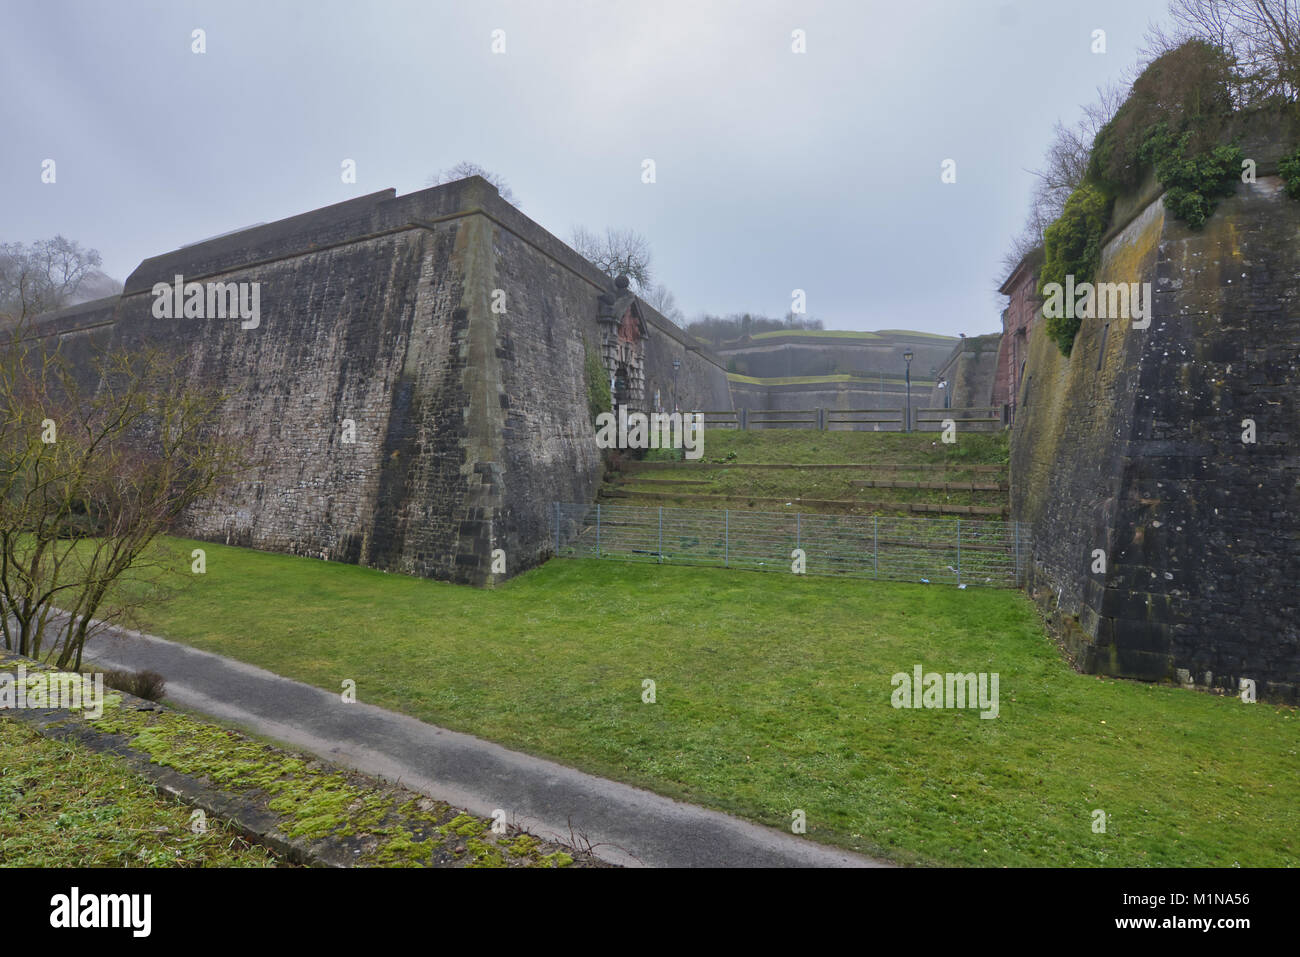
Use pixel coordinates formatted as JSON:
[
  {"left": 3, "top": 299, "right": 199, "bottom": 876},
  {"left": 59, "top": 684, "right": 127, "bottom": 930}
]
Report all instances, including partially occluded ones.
[
  {"left": 427, "top": 161, "right": 521, "bottom": 207},
  {"left": 0, "top": 237, "right": 104, "bottom": 322},
  {"left": 0, "top": 326, "right": 244, "bottom": 669},
  {"left": 569, "top": 226, "right": 654, "bottom": 290},
  {"left": 1162, "top": 0, "right": 1300, "bottom": 102},
  {"left": 641, "top": 282, "right": 684, "bottom": 326},
  {"left": 1000, "top": 84, "right": 1126, "bottom": 278},
  {"left": 784, "top": 312, "right": 823, "bottom": 330},
  {"left": 685, "top": 312, "right": 821, "bottom": 347}
]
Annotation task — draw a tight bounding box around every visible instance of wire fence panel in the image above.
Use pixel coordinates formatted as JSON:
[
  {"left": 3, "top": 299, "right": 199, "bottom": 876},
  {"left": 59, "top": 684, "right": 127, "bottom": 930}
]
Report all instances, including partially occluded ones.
[{"left": 552, "top": 503, "right": 1028, "bottom": 587}]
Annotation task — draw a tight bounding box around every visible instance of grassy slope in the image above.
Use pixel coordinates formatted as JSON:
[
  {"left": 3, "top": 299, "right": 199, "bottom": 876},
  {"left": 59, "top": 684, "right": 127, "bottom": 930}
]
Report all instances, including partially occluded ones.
[
  {"left": 612, "top": 472, "right": 1004, "bottom": 512},
  {"left": 694, "top": 429, "right": 1009, "bottom": 466},
  {"left": 613, "top": 430, "right": 1010, "bottom": 514},
  {"left": 120, "top": 548, "right": 1299, "bottom": 867},
  {"left": 0, "top": 716, "right": 278, "bottom": 867}
]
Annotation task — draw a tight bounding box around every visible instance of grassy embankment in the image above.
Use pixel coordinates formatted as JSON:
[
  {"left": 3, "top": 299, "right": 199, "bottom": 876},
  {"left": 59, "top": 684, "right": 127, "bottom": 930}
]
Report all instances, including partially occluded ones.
[
  {"left": 606, "top": 428, "right": 1009, "bottom": 515},
  {"left": 112, "top": 542, "right": 1299, "bottom": 868}
]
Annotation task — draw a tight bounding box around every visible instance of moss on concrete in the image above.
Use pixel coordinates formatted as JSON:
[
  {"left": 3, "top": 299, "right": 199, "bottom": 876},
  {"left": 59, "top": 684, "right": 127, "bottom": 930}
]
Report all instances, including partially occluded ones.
[{"left": 0, "top": 654, "right": 604, "bottom": 867}]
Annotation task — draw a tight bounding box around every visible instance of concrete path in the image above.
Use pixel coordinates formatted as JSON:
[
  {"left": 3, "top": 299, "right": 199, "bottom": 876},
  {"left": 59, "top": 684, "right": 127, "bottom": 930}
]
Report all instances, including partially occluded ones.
[{"left": 81, "top": 626, "right": 886, "bottom": 868}]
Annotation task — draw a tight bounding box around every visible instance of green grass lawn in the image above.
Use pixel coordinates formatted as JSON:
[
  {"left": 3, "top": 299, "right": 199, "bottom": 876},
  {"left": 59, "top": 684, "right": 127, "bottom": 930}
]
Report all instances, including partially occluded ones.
[
  {"left": 0, "top": 716, "right": 278, "bottom": 867},
  {"left": 118, "top": 546, "right": 1299, "bottom": 867}
]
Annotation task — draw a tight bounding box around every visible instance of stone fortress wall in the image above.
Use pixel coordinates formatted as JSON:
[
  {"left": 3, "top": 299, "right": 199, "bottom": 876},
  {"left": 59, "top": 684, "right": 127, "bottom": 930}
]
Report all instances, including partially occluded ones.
[
  {"left": 19, "top": 143, "right": 1299, "bottom": 700},
  {"left": 717, "top": 331, "right": 956, "bottom": 380},
  {"left": 23, "top": 177, "right": 733, "bottom": 585},
  {"left": 720, "top": 331, "right": 965, "bottom": 426},
  {"left": 1011, "top": 111, "right": 1300, "bottom": 702}
]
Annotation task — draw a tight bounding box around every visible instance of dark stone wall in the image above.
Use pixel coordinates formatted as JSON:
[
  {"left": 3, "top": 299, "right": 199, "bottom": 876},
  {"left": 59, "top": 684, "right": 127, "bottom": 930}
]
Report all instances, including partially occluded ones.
[
  {"left": 470, "top": 190, "right": 731, "bottom": 573},
  {"left": 928, "top": 334, "right": 1000, "bottom": 409},
  {"left": 1012, "top": 173, "right": 1300, "bottom": 702},
  {"left": 18, "top": 296, "right": 120, "bottom": 376},
  {"left": 728, "top": 377, "right": 925, "bottom": 429},
  {"left": 111, "top": 216, "right": 471, "bottom": 579},
  {"left": 641, "top": 327, "right": 733, "bottom": 415},
  {"left": 717, "top": 332, "right": 955, "bottom": 379},
  {"left": 480, "top": 205, "right": 610, "bottom": 577},
  {"left": 18, "top": 177, "right": 732, "bottom": 585}
]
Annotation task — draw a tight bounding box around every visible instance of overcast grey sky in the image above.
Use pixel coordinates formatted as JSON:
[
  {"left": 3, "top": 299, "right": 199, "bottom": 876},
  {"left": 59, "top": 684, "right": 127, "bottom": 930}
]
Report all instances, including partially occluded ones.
[{"left": 1, "top": 0, "right": 1170, "bottom": 337}]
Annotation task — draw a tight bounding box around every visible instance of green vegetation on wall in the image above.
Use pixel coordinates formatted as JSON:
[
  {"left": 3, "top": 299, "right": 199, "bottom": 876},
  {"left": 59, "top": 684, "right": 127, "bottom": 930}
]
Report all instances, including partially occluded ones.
[
  {"left": 1279, "top": 145, "right": 1300, "bottom": 199},
  {"left": 1087, "top": 40, "right": 1240, "bottom": 230},
  {"left": 1038, "top": 39, "right": 1244, "bottom": 357},
  {"left": 1037, "top": 183, "right": 1111, "bottom": 356},
  {"left": 583, "top": 339, "right": 611, "bottom": 424},
  {"left": 1140, "top": 123, "right": 1243, "bottom": 228},
  {"left": 1088, "top": 39, "right": 1236, "bottom": 197}
]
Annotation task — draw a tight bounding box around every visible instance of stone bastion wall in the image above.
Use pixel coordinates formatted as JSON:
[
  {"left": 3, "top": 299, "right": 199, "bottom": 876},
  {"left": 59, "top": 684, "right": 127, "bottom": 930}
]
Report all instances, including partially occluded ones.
[
  {"left": 1011, "top": 144, "right": 1300, "bottom": 701},
  {"left": 20, "top": 178, "right": 732, "bottom": 585}
]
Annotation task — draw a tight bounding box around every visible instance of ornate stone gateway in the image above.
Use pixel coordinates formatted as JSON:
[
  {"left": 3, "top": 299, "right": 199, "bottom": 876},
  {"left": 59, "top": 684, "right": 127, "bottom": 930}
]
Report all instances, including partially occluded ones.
[{"left": 597, "top": 274, "right": 648, "bottom": 415}]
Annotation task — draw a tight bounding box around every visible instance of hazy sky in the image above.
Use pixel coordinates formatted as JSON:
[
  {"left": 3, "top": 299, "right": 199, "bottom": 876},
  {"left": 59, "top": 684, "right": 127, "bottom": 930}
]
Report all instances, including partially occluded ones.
[{"left": 1, "top": 0, "right": 1170, "bottom": 337}]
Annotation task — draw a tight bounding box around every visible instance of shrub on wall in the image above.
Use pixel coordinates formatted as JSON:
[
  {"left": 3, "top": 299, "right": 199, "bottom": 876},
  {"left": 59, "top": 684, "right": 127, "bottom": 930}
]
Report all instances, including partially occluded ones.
[
  {"left": 1037, "top": 182, "right": 1112, "bottom": 356},
  {"left": 1088, "top": 39, "right": 1236, "bottom": 197},
  {"left": 1035, "top": 38, "right": 1241, "bottom": 357},
  {"left": 1086, "top": 40, "right": 1240, "bottom": 230},
  {"left": 1279, "top": 146, "right": 1300, "bottom": 198},
  {"left": 1140, "top": 123, "right": 1243, "bottom": 228}
]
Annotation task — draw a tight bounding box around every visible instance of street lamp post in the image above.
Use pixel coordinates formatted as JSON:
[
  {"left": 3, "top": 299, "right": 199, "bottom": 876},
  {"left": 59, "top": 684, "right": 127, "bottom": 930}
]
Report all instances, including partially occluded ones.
[
  {"left": 672, "top": 357, "right": 681, "bottom": 412},
  {"left": 903, "top": 349, "right": 913, "bottom": 433}
]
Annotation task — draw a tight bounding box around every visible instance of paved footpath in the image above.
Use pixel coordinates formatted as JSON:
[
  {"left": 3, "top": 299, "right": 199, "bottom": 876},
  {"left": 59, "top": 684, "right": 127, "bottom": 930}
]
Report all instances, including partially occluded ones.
[{"left": 81, "top": 626, "right": 886, "bottom": 868}]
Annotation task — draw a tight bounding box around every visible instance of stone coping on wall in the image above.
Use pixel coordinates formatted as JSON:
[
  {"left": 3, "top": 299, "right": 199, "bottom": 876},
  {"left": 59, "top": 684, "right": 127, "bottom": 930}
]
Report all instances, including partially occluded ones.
[{"left": 16, "top": 177, "right": 729, "bottom": 375}]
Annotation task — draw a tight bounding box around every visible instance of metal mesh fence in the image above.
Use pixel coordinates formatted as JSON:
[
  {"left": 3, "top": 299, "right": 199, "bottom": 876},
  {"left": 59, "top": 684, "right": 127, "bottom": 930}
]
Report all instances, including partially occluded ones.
[{"left": 552, "top": 503, "right": 1028, "bottom": 587}]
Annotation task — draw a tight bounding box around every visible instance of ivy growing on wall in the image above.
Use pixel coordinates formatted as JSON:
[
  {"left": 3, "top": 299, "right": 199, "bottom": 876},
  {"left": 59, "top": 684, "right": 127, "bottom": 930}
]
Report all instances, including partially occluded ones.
[
  {"left": 584, "top": 339, "right": 611, "bottom": 424},
  {"left": 1088, "top": 39, "right": 1236, "bottom": 198},
  {"left": 1279, "top": 145, "right": 1300, "bottom": 199},
  {"left": 1036, "top": 182, "right": 1112, "bottom": 357},
  {"left": 1139, "top": 123, "right": 1243, "bottom": 228},
  {"left": 1035, "top": 39, "right": 1245, "bottom": 357}
]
